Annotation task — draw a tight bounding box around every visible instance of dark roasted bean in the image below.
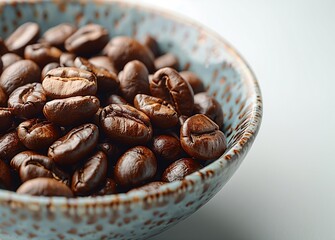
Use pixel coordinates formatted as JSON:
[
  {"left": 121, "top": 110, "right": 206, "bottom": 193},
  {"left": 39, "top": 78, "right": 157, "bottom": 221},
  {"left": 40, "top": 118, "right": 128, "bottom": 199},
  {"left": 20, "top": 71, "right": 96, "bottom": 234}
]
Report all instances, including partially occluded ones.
[
  {"left": 40, "top": 23, "right": 76, "bottom": 49},
  {"left": 151, "top": 134, "right": 183, "bottom": 163},
  {"left": 17, "top": 119, "right": 61, "bottom": 150},
  {"left": 24, "top": 43, "right": 62, "bottom": 68},
  {"left": 17, "top": 178, "right": 73, "bottom": 197},
  {"left": 154, "top": 53, "right": 179, "bottom": 70},
  {"left": 193, "top": 92, "right": 224, "bottom": 129},
  {"left": 0, "top": 131, "right": 25, "bottom": 163},
  {"left": 0, "top": 108, "right": 13, "bottom": 133},
  {"left": 1, "top": 53, "right": 22, "bottom": 70},
  {"left": 0, "top": 88, "right": 8, "bottom": 107},
  {"left": 0, "top": 159, "right": 12, "bottom": 190},
  {"left": 72, "top": 151, "right": 108, "bottom": 196},
  {"left": 114, "top": 146, "right": 157, "bottom": 188},
  {"left": 134, "top": 94, "right": 178, "bottom": 129},
  {"left": 11, "top": 151, "right": 36, "bottom": 171},
  {"left": 42, "top": 67, "right": 97, "bottom": 99},
  {"left": 0, "top": 38, "right": 8, "bottom": 56},
  {"left": 48, "top": 123, "right": 99, "bottom": 165},
  {"left": 128, "top": 181, "right": 165, "bottom": 193},
  {"left": 0, "top": 60, "right": 41, "bottom": 95},
  {"left": 8, "top": 83, "right": 46, "bottom": 119},
  {"left": 100, "top": 104, "right": 153, "bottom": 145},
  {"left": 180, "top": 114, "right": 227, "bottom": 160},
  {"left": 106, "top": 36, "right": 155, "bottom": 73},
  {"left": 41, "top": 62, "right": 60, "bottom": 79},
  {"left": 150, "top": 67, "right": 194, "bottom": 116},
  {"left": 179, "top": 71, "right": 205, "bottom": 94},
  {"left": 143, "top": 35, "right": 160, "bottom": 57},
  {"left": 162, "top": 158, "right": 201, "bottom": 182},
  {"left": 5, "top": 22, "right": 40, "bottom": 56},
  {"left": 65, "top": 24, "right": 109, "bottom": 56},
  {"left": 59, "top": 52, "right": 76, "bottom": 67},
  {"left": 91, "top": 178, "right": 117, "bottom": 196},
  {"left": 119, "top": 60, "right": 150, "bottom": 103},
  {"left": 43, "top": 96, "right": 100, "bottom": 126},
  {"left": 89, "top": 56, "right": 117, "bottom": 73}
]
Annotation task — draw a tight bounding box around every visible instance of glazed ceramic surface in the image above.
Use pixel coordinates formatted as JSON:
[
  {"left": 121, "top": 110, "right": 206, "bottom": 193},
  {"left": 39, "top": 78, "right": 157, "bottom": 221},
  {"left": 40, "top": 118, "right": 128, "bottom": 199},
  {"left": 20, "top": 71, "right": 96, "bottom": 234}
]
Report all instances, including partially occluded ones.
[{"left": 0, "top": 1, "right": 262, "bottom": 240}]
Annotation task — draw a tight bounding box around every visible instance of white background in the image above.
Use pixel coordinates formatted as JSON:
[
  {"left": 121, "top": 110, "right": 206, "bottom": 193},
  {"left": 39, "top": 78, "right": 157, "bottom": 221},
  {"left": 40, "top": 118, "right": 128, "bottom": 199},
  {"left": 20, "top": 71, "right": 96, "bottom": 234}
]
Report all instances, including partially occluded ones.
[{"left": 126, "top": 0, "right": 335, "bottom": 239}]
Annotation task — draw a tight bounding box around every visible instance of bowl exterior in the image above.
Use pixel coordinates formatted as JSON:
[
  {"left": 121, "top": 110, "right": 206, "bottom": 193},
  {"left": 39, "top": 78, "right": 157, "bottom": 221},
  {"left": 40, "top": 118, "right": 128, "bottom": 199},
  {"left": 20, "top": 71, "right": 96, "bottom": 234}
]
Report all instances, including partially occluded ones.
[{"left": 0, "top": 1, "right": 262, "bottom": 240}]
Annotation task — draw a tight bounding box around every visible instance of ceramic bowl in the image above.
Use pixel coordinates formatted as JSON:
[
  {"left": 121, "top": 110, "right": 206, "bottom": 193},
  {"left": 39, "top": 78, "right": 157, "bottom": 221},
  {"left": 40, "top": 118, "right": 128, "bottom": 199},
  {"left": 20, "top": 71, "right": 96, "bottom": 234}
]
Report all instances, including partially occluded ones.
[{"left": 0, "top": 1, "right": 262, "bottom": 239}]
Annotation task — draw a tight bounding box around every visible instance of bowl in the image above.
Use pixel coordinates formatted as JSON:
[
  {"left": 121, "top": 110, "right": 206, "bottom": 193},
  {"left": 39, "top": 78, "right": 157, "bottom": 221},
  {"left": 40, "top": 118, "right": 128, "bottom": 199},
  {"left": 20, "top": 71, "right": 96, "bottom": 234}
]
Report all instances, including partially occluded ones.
[{"left": 0, "top": 1, "right": 262, "bottom": 239}]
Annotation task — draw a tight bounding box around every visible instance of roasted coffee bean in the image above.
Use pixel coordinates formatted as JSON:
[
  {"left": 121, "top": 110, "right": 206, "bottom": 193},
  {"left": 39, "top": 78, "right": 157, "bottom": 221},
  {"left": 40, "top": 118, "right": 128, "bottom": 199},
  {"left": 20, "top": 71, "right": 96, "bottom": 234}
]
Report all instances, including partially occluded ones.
[
  {"left": 151, "top": 134, "right": 183, "bottom": 163},
  {"left": 91, "top": 178, "right": 117, "bottom": 196},
  {"left": 89, "top": 56, "right": 117, "bottom": 73},
  {"left": 0, "top": 159, "right": 12, "bottom": 190},
  {"left": 0, "top": 131, "right": 25, "bottom": 163},
  {"left": 74, "top": 57, "right": 119, "bottom": 93},
  {"left": 41, "top": 62, "right": 60, "bottom": 79},
  {"left": 180, "top": 114, "right": 227, "bottom": 160},
  {"left": 0, "top": 108, "right": 13, "bottom": 133},
  {"left": 48, "top": 123, "right": 99, "bottom": 165},
  {"left": 107, "top": 36, "right": 155, "bottom": 73},
  {"left": 193, "top": 92, "right": 224, "bottom": 129},
  {"left": 114, "top": 146, "right": 157, "bottom": 188},
  {"left": 40, "top": 23, "right": 76, "bottom": 49},
  {"left": 128, "top": 181, "right": 165, "bottom": 193},
  {"left": 179, "top": 71, "right": 205, "bottom": 94},
  {"left": 17, "top": 119, "right": 61, "bottom": 150},
  {"left": 100, "top": 104, "right": 153, "bottom": 145},
  {"left": 72, "top": 151, "right": 108, "bottom": 196},
  {"left": 18, "top": 152, "right": 69, "bottom": 185},
  {"left": 143, "top": 35, "right": 160, "bottom": 58},
  {"left": 1, "top": 53, "right": 22, "bottom": 70},
  {"left": 0, "top": 60, "right": 41, "bottom": 95},
  {"left": 103, "top": 94, "right": 127, "bottom": 106},
  {"left": 5, "top": 22, "right": 40, "bottom": 56},
  {"left": 42, "top": 67, "right": 97, "bottom": 99},
  {"left": 0, "top": 88, "right": 7, "bottom": 107},
  {"left": 150, "top": 67, "right": 194, "bottom": 116},
  {"left": 154, "top": 53, "right": 179, "bottom": 70},
  {"left": 0, "top": 38, "right": 8, "bottom": 56},
  {"left": 134, "top": 94, "right": 178, "bottom": 129},
  {"left": 11, "top": 151, "right": 36, "bottom": 171},
  {"left": 119, "top": 60, "right": 150, "bottom": 103},
  {"left": 65, "top": 24, "right": 109, "bottom": 56},
  {"left": 17, "top": 178, "right": 73, "bottom": 197},
  {"left": 59, "top": 52, "right": 76, "bottom": 67},
  {"left": 43, "top": 96, "right": 100, "bottom": 126},
  {"left": 8, "top": 83, "right": 46, "bottom": 119},
  {"left": 162, "top": 158, "right": 201, "bottom": 182},
  {"left": 24, "top": 43, "right": 62, "bottom": 68}
]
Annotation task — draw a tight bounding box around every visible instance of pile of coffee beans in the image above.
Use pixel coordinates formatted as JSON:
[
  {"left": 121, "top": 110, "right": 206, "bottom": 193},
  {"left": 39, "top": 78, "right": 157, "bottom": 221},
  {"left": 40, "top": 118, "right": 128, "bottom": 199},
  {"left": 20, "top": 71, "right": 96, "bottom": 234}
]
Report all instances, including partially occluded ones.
[{"left": 0, "top": 22, "right": 227, "bottom": 197}]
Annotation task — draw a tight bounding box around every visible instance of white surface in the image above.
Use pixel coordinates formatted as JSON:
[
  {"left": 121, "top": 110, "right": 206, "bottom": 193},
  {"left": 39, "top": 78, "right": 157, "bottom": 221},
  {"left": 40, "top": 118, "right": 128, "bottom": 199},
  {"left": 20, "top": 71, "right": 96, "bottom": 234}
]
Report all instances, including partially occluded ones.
[{"left": 126, "top": 0, "right": 335, "bottom": 239}]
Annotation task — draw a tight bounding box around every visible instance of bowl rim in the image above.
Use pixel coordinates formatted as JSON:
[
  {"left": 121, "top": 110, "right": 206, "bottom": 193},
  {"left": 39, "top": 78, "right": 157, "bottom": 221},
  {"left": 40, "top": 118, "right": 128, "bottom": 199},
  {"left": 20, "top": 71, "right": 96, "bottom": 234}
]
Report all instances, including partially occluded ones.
[{"left": 0, "top": 0, "right": 263, "bottom": 207}]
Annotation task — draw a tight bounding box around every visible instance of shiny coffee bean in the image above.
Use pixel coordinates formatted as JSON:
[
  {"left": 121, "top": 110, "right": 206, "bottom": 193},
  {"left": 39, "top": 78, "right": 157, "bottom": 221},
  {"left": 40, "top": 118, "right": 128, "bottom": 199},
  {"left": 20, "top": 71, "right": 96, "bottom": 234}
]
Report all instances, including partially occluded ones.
[
  {"left": 19, "top": 152, "right": 69, "bottom": 185},
  {"left": 114, "top": 146, "right": 157, "bottom": 188},
  {"left": 74, "top": 57, "right": 119, "bottom": 93},
  {"left": 179, "top": 71, "right": 205, "bottom": 94},
  {"left": 0, "top": 108, "right": 13, "bottom": 133},
  {"left": 89, "top": 56, "right": 117, "bottom": 73},
  {"left": 128, "top": 181, "right": 165, "bottom": 193},
  {"left": 1, "top": 53, "right": 22, "bottom": 70},
  {"left": 48, "top": 123, "right": 99, "bottom": 165},
  {"left": 91, "top": 178, "right": 117, "bottom": 196},
  {"left": 0, "top": 60, "right": 41, "bottom": 95},
  {"left": 42, "top": 67, "right": 97, "bottom": 99},
  {"left": 180, "top": 114, "right": 227, "bottom": 160},
  {"left": 72, "top": 151, "right": 108, "bottom": 196},
  {"left": 41, "top": 62, "right": 60, "bottom": 79},
  {"left": 103, "top": 94, "right": 128, "bottom": 106},
  {"left": 5, "top": 22, "right": 40, "bottom": 56},
  {"left": 40, "top": 23, "right": 76, "bottom": 49},
  {"left": 24, "top": 43, "right": 62, "bottom": 68},
  {"left": 0, "top": 88, "right": 8, "bottom": 107},
  {"left": 193, "top": 92, "right": 224, "bottom": 129},
  {"left": 0, "top": 159, "right": 12, "bottom": 190},
  {"left": 0, "top": 131, "right": 25, "bottom": 163},
  {"left": 0, "top": 38, "right": 8, "bottom": 56},
  {"left": 65, "top": 24, "right": 109, "bottom": 56},
  {"left": 143, "top": 35, "right": 160, "bottom": 57},
  {"left": 17, "top": 178, "right": 73, "bottom": 197},
  {"left": 59, "top": 52, "right": 76, "bottom": 67},
  {"left": 43, "top": 96, "right": 100, "bottom": 126},
  {"left": 151, "top": 135, "right": 183, "bottom": 163},
  {"left": 107, "top": 36, "right": 155, "bottom": 73},
  {"left": 119, "top": 60, "right": 150, "bottom": 103},
  {"left": 150, "top": 67, "right": 194, "bottom": 116},
  {"left": 134, "top": 94, "right": 178, "bottom": 129},
  {"left": 8, "top": 83, "right": 46, "bottom": 119},
  {"left": 17, "top": 119, "right": 61, "bottom": 150},
  {"left": 100, "top": 104, "right": 153, "bottom": 145},
  {"left": 162, "top": 158, "right": 201, "bottom": 182},
  {"left": 11, "top": 151, "right": 36, "bottom": 171},
  {"left": 154, "top": 53, "right": 179, "bottom": 70}
]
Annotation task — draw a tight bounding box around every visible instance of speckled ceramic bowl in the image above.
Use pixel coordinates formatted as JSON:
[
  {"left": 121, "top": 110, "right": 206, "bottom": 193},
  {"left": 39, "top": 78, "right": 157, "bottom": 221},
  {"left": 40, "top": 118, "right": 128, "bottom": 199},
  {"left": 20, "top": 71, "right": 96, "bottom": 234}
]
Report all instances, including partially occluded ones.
[{"left": 0, "top": 1, "right": 262, "bottom": 239}]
